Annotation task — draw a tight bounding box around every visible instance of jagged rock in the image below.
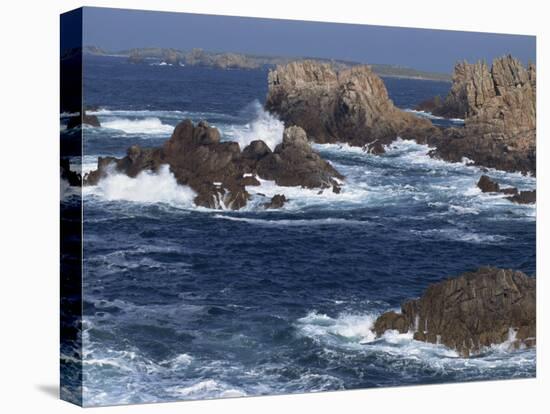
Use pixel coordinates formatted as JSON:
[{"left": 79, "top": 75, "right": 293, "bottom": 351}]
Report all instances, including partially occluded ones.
[
  {"left": 66, "top": 111, "right": 101, "bottom": 129},
  {"left": 431, "top": 56, "right": 536, "bottom": 175},
  {"left": 84, "top": 120, "right": 343, "bottom": 210},
  {"left": 433, "top": 60, "right": 496, "bottom": 118},
  {"left": 265, "top": 60, "right": 440, "bottom": 152},
  {"left": 264, "top": 194, "right": 288, "bottom": 209},
  {"left": 257, "top": 126, "right": 343, "bottom": 188},
  {"left": 373, "top": 267, "right": 536, "bottom": 357}
]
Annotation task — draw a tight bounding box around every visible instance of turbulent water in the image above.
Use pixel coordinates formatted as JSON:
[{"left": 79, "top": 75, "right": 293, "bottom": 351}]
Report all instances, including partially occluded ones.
[{"left": 70, "top": 56, "right": 535, "bottom": 406}]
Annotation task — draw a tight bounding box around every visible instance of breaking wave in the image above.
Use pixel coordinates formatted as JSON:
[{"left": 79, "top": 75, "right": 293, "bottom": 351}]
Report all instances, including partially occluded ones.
[
  {"left": 295, "top": 310, "right": 536, "bottom": 374},
  {"left": 83, "top": 165, "right": 196, "bottom": 207},
  {"left": 221, "top": 101, "right": 284, "bottom": 151},
  {"left": 100, "top": 117, "right": 175, "bottom": 135}
]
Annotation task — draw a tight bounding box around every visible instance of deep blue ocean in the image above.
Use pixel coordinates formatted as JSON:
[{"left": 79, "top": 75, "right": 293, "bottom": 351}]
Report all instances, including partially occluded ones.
[{"left": 72, "top": 56, "right": 535, "bottom": 406}]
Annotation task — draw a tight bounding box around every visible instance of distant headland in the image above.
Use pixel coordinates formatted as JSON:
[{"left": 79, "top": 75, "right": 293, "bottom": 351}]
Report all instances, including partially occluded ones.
[{"left": 82, "top": 45, "right": 452, "bottom": 82}]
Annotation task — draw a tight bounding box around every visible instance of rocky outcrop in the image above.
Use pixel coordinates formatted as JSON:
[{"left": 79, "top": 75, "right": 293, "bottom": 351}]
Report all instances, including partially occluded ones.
[
  {"left": 477, "top": 175, "right": 501, "bottom": 193},
  {"left": 430, "top": 56, "right": 536, "bottom": 175},
  {"left": 264, "top": 194, "right": 288, "bottom": 209},
  {"left": 476, "top": 175, "right": 536, "bottom": 204},
  {"left": 84, "top": 120, "right": 342, "bottom": 209},
  {"left": 265, "top": 60, "right": 440, "bottom": 154},
  {"left": 373, "top": 267, "right": 536, "bottom": 357}
]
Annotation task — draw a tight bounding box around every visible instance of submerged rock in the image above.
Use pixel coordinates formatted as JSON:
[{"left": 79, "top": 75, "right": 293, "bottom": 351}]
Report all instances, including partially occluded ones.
[
  {"left": 373, "top": 267, "right": 536, "bottom": 357},
  {"left": 84, "top": 120, "right": 343, "bottom": 210},
  {"left": 265, "top": 60, "right": 440, "bottom": 152}
]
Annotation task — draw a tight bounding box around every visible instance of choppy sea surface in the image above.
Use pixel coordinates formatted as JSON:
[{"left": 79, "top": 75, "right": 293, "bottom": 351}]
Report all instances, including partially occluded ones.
[{"left": 66, "top": 56, "right": 535, "bottom": 406}]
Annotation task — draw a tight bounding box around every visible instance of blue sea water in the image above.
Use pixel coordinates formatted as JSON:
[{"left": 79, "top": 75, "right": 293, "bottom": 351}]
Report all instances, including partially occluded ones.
[{"left": 74, "top": 56, "right": 535, "bottom": 406}]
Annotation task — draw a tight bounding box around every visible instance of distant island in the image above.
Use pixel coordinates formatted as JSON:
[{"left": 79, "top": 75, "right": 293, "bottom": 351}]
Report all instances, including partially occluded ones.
[{"left": 82, "top": 45, "right": 452, "bottom": 81}]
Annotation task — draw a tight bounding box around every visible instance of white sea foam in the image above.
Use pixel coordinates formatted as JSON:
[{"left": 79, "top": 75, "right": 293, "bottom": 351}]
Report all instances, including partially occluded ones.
[
  {"left": 101, "top": 117, "right": 174, "bottom": 135},
  {"left": 410, "top": 228, "right": 509, "bottom": 244},
  {"left": 214, "top": 215, "right": 371, "bottom": 227},
  {"left": 89, "top": 108, "right": 185, "bottom": 119},
  {"left": 295, "top": 310, "right": 534, "bottom": 373},
  {"left": 221, "top": 101, "right": 284, "bottom": 151},
  {"left": 296, "top": 311, "right": 378, "bottom": 344},
  {"left": 167, "top": 380, "right": 246, "bottom": 399},
  {"left": 404, "top": 109, "right": 465, "bottom": 124},
  {"left": 84, "top": 165, "right": 196, "bottom": 207},
  {"left": 244, "top": 176, "right": 369, "bottom": 211}
]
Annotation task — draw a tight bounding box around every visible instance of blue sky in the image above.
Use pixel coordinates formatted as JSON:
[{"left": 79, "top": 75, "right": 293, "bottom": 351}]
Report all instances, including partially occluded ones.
[{"left": 81, "top": 7, "right": 536, "bottom": 73}]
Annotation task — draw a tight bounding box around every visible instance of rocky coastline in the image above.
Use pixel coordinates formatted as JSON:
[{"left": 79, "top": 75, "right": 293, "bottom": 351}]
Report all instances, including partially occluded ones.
[
  {"left": 84, "top": 120, "right": 342, "bottom": 210},
  {"left": 265, "top": 56, "right": 536, "bottom": 176},
  {"left": 373, "top": 267, "right": 536, "bottom": 357}
]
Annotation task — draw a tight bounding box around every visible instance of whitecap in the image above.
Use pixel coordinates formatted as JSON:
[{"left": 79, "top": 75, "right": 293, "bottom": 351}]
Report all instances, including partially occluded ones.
[
  {"left": 214, "top": 215, "right": 371, "bottom": 227},
  {"left": 404, "top": 108, "right": 465, "bottom": 124},
  {"left": 221, "top": 101, "right": 284, "bottom": 151},
  {"left": 83, "top": 165, "right": 196, "bottom": 207},
  {"left": 100, "top": 117, "right": 174, "bottom": 135}
]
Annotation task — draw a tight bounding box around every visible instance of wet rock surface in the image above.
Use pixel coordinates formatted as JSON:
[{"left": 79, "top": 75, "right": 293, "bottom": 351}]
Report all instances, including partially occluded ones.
[
  {"left": 84, "top": 120, "right": 342, "bottom": 209},
  {"left": 373, "top": 267, "right": 536, "bottom": 357}
]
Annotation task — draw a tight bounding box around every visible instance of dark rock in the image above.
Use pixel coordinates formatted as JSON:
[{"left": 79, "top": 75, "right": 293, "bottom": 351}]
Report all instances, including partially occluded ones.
[
  {"left": 476, "top": 175, "right": 534, "bottom": 204},
  {"left": 265, "top": 60, "right": 440, "bottom": 151},
  {"left": 508, "top": 190, "right": 536, "bottom": 204},
  {"left": 257, "top": 126, "right": 343, "bottom": 191},
  {"left": 84, "top": 120, "right": 343, "bottom": 210},
  {"left": 264, "top": 194, "right": 287, "bottom": 209},
  {"left": 500, "top": 187, "right": 518, "bottom": 195},
  {"left": 373, "top": 267, "right": 536, "bottom": 357},
  {"left": 242, "top": 140, "right": 272, "bottom": 160},
  {"left": 477, "top": 175, "right": 500, "bottom": 192}
]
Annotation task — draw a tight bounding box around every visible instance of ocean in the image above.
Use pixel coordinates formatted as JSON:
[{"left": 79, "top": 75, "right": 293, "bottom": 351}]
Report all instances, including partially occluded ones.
[{"left": 70, "top": 55, "right": 535, "bottom": 406}]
